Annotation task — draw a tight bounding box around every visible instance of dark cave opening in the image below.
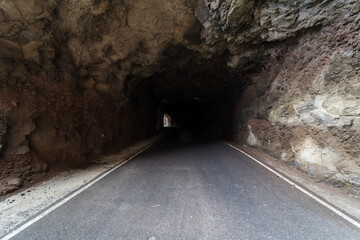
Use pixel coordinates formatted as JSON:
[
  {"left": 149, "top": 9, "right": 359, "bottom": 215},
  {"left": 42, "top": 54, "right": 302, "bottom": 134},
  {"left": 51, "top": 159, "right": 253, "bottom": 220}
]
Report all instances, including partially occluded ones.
[
  {"left": 144, "top": 72, "right": 245, "bottom": 141},
  {"left": 125, "top": 45, "right": 252, "bottom": 143}
]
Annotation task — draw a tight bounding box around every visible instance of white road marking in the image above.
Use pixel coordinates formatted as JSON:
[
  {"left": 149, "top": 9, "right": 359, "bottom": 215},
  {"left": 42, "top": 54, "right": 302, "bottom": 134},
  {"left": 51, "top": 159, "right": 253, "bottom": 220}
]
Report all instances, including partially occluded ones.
[
  {"left": 225, "top": 142, "right": 360, "bottom": 230},
  {"left": 1, "top": 142, "right": 157, "bottom": 240},
  {"left": 3, "top": 140, "right": 359, "bottom": 239}
]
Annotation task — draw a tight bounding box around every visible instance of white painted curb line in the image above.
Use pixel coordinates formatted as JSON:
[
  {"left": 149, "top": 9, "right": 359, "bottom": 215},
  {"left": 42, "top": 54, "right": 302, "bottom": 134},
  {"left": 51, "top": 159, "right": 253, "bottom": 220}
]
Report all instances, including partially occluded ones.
[
  {"left": 1, "top": 142, "right": 157, "bottom": 240},
  {"left": 225, "top": 142, "right": 360, "bottom": 230}
]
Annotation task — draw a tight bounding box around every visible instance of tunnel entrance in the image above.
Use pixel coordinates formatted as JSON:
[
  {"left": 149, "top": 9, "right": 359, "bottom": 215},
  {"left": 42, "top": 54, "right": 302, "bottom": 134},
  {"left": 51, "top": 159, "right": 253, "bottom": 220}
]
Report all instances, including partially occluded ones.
[
  {"left": 1, "top": 0, "right": 359, "bottom": 201},
  {"left": 153, "top": 80, "right": 239, "bottom": 141},
  {"left": 143, "top": 44, "right": 249, "bottom": 142}
]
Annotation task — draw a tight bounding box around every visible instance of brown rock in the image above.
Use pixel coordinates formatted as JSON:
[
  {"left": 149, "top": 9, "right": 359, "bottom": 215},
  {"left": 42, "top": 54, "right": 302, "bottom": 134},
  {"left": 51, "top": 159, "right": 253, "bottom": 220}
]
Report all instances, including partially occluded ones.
[
  {"left": 0, "top": 177, "right": 24, "bottom": 196},
  {"left": 22, "top": 41, "right": 42, "bottom": 65},
  {"left": 0, "top": 39, "right": 23, "bottom": 59},
  {"left": 95, "top": 83, "right": 110, "bottom": 94}
]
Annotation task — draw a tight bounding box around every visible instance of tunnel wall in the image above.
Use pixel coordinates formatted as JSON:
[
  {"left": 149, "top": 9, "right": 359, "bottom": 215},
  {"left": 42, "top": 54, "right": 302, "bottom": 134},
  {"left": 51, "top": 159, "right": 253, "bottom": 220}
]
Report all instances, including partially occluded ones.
[
  {"left": 0, "top": 0, "right": 179, "bottom": 194},
  {"left": 231, "top": 7, "right": 360, "bottom": 191},
  {"left": 0, "top": 76, "right": 157, "bottom": 195},
  {"left": 0, "top": 0, "right": 360, "bottom": 195}
]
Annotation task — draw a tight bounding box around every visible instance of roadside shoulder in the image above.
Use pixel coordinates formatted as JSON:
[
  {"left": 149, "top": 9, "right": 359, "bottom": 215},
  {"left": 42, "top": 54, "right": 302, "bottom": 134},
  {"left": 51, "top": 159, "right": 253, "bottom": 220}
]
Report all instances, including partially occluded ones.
[
  {"left": 0, "top": 135, "right": 162, "bottom": 238},
  {"left": 227, "top": 142, "right": 360, "bottom": 223}
]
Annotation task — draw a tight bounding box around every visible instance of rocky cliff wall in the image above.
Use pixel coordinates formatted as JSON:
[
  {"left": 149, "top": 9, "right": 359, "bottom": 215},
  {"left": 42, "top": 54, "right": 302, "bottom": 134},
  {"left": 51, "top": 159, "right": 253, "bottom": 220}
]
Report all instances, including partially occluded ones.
[
  {"left": 221, "top": 0, "right": 360, "bottom": 193},
  {"left": 0, "top": 0, "right": 359, "bottom": 194},
  {"left": 0, "top": 0, "right": 186, "bottom": 194}
]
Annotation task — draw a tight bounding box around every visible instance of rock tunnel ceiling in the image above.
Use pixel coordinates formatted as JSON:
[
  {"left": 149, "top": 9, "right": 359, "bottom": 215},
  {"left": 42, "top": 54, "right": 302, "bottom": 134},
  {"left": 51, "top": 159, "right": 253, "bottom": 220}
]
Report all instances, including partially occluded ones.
[{"left": 0, "top": 0, "right": 360, "bottom": 195}]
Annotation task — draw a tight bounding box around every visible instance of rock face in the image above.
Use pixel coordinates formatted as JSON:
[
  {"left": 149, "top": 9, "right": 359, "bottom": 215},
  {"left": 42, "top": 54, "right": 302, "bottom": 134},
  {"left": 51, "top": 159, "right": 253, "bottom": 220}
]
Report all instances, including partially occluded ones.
[
  {"left": 229, "top": 0, "right": 360, "bottom": 192},
  {"left": 0, "top": 177, "right": 23, "bottom": 195},
  {"left": 0, "top": 0, "right": 359, "bottom": 194}
]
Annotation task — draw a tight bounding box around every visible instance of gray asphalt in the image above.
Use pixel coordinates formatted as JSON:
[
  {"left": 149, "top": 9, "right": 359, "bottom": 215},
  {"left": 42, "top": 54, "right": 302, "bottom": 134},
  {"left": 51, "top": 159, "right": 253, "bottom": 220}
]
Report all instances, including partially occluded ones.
[{"left": 9, "top": 139, "right": 360, "bottom": 240}]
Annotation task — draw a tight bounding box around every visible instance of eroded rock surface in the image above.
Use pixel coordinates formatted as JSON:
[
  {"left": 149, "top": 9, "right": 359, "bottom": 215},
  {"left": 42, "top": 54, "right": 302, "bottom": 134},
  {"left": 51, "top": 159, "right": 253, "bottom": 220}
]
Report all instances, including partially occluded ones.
[
  {"left": 232, "top": 0, "right": 360, "bottom": 192},
  {"left": 0, "top": 0, "right": 359, "bottom": 194}
]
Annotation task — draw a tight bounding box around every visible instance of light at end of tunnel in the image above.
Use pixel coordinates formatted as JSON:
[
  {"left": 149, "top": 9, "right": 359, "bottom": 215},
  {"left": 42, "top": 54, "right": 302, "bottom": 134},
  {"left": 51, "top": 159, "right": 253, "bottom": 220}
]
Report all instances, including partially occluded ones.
[{"left": 163, "top": 113, "right": 171, "bottom": 127}]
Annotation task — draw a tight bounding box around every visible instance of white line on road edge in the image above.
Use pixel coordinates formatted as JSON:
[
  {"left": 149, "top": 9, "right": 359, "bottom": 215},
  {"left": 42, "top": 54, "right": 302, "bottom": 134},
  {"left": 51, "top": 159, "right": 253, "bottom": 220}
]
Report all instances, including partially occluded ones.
[
  {"left": 225, "top": 142, "right": 360, "bottom": 230},
  {"left": 1, "top": 142, "right": 157, "bottom": 240}
]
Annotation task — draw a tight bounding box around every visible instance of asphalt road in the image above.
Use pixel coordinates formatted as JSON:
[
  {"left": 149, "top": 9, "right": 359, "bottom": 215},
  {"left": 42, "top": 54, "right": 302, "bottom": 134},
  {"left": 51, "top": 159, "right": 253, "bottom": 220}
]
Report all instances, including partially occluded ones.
[{"left": 10, "top": 138, "right": 360, "bottom": 239}]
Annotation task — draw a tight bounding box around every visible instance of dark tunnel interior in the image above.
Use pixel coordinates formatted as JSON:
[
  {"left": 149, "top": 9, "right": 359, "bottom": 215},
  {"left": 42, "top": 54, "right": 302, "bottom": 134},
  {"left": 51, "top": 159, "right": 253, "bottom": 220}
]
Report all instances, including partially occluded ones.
[
  {"left": 144, "top": 73, "right": 245, "bottom": 142},
  {"left": 127, "top": 45, "right": 252, "bottom": 143},
  {"left": 158, "top": 95, "right": 233, "bottom": 140}
]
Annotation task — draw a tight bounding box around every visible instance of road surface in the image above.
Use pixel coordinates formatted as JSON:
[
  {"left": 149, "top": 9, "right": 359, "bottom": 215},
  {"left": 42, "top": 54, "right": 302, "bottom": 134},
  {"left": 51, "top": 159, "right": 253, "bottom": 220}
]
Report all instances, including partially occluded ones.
[{"left": 8, "top": 138, "right": 360, "bottom": 239}]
